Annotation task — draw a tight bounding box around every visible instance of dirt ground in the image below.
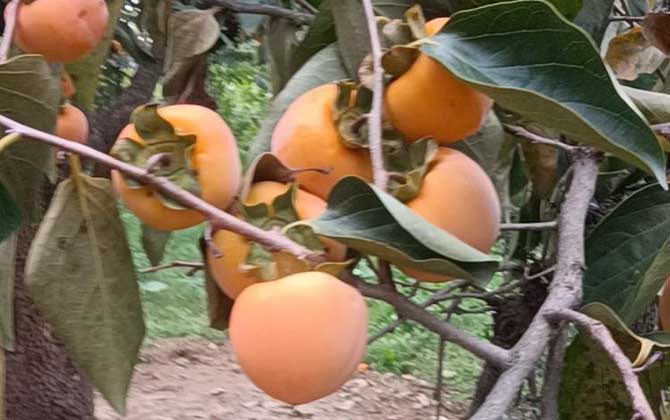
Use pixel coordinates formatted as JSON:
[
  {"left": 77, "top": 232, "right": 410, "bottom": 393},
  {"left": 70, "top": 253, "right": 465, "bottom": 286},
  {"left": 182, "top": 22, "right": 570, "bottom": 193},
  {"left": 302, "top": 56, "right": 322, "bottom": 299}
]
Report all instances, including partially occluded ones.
[{"left": 94, "top": 338, "right": 467, "bottom": 420}]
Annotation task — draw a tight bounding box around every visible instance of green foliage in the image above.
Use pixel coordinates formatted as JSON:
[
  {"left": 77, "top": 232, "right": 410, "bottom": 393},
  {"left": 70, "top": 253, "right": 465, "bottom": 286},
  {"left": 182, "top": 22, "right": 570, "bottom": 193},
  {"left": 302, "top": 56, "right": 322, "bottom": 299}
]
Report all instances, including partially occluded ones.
[{"left": 207, "top": 43, "right": 272, "bottom": 164}]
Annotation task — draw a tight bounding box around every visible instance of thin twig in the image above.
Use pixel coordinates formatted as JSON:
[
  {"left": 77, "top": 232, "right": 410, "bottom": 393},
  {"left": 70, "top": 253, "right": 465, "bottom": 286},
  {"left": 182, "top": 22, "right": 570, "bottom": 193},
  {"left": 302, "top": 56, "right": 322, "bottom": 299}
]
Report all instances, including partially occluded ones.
[
  {"left": 546, "top": 309, "right": 656, "bottom": 420},
  {"left": 633, "top": 351, "right": 664, "bottom": 374},
  {"left": 500, "top": 221, "right": 558, "bottom": 232},
  {"left": 367, "top": 318, "right": 403, "bottom": 345},
  {"left": 144, "top": 153, "right": 172, "bottom": 173},
  {"left": 345, "top": 271, "right": 512, "bottom": 368},
  {"left": 653, "top": 123, "right": 670, "bottom": 137},
  {"left": 0, "top": 0, "right": 19, "bottom": 63},
  {"left": 505, "top": 125, "right": 577, "bottom": 153},
  {"left": 609, "top": 15, "right": 645, "bottom": 23},
  {"left": 540, "top": 325, "right": 569, "bottom": 420},
  {"left": 0, "top": 115, "right": 323, "bottom": 264},
  {"left": 470, "top": 150, "right": 600, "bottom": 420},
  {"left": 206, "top": 0, "right": 312, "bottom": 24},
  {"left": 140, "top": 261, "right": 205, "bottom": 274},
  {"left": 526, "top": 265, "right": 556, "bottom": 281},
  {"left": 294, "top": 0, "right": 318, "bottom": 14},
  {"left": 361, "top": 0, "right": 388, "bottom": 189}
]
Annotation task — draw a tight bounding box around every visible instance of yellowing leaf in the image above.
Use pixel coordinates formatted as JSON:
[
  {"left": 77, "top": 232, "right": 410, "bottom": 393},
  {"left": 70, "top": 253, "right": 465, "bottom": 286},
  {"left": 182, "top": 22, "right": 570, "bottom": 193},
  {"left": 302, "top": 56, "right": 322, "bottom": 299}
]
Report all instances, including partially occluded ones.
[
  {"left": 642, "top": 12, "right": 670, "bottom": 56},
  {"left": 605, "top": 27, "right": 666, "bottom": 81}
]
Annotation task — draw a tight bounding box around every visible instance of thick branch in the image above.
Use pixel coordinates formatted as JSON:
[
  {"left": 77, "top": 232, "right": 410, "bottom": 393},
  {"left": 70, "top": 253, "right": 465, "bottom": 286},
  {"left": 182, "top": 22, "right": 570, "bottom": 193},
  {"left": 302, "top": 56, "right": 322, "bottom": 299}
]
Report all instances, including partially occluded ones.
[
  {"left": 361, "top": 0, "right": 388, "bottom": 189},
  {"left": 540, "top": 325, "right": 569, "bottom": 420},
  {"left": 347, "top": 273, "right": 512, "bottom": 368},
  {"left": 470, "top": 150, "right": 599, "bottom": 420},
  {"left": 206, "top": 0, "right": 312, "bottom": 24},
  {"left": 500, "top": 221, "right": 557, "bottom": 232},
  {"left": 546, "top": 309, "right": 656, "bottom": 420},
  {"left": 0, "top": 0, "right": 19, "bottom": 63},
  {"left": 0, "top": 115, "right": 322, "bottom": 264}
]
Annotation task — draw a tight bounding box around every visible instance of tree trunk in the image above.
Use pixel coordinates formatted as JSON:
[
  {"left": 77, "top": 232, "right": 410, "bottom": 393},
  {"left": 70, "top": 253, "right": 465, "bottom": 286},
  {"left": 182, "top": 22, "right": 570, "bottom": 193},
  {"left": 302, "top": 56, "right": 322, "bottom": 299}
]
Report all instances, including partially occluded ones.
[{"left": 5, "top": 226, "right": 93, "bottom": 420}]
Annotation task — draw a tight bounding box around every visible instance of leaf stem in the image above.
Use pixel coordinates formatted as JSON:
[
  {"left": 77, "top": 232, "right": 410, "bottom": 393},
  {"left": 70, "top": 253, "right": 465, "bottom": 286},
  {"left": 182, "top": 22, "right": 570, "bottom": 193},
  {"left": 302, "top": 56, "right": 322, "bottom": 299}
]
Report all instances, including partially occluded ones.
[
  {"left": 0, "top": 133, "right": 22, "bottom": 154},
  {"left": 0, "top": 0, "right": 19, "bottom": 63}
]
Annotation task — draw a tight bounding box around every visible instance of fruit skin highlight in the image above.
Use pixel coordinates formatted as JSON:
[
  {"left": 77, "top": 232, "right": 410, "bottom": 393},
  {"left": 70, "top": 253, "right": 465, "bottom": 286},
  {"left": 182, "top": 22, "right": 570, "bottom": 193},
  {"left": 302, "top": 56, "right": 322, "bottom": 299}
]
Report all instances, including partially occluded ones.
[
  {"left": 271, "top": 84, "right": 373, "bottom": 200},
  {"left": 229, "top": 271, "right": 368, "bottom": 405},
  {"left": 207, "top": 181, "right": 347, "bottom": 299},
  {"left": 401, "top": 148, "right": 501, "bottom": 282},
  {"left": 56, "top": 104, "right": 89, "bottom": 144},
  {"left": 111, "top": 105, "right": 242, "bottom": 231},
  {"left": 385, "top": 17, "right": 493, "bottom": 144},
  {"left": 13, "top": 0, "right": 109, "bottom": 63}
]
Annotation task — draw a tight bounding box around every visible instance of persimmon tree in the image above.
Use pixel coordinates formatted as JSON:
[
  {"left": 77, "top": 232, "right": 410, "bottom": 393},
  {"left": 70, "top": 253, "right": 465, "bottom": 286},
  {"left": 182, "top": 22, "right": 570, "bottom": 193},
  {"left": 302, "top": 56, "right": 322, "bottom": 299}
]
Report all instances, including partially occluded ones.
[{"left": 1, "top": 0, "right": 670, "bottom": 419}]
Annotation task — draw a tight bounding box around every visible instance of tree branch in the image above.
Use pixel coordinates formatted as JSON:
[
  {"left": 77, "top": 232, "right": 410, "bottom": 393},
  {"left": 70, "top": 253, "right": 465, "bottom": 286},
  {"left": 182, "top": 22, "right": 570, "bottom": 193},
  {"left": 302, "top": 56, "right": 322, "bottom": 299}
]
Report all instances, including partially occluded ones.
[
  {"left": 505, "top": 125, "right": 576, "bottom": 153},
  {"left": 0, "top": 0, "right": 19, "bottom": 63},
  {"left": 345, "top": 272, "right": 512, "bottom": 368},
  {"left": 540, "top": 325, "right": 569, "bottom": 420},
  {"left": 206, "top": 0, "right": 313, "bottom": 24},
  {"left": 546, "top": 309, "right": 656, "bottom": 420},
  {"left": 654, "top": 123, "right": 670, "bottom": 137},
  {"left": 470, "top": 149, "right": 600, "bottom": 420},
  {"left": 140, "top": 261, "right": 205, "bottom": 275},
  {"left": 500, "top": 221, "right": 558, "bottom": 232},
  {"left": 0, "top": 115, "right": 323, "bottom": 264},
  {"left": 361, "top": 0, "right": 388, "bottom": 189}
]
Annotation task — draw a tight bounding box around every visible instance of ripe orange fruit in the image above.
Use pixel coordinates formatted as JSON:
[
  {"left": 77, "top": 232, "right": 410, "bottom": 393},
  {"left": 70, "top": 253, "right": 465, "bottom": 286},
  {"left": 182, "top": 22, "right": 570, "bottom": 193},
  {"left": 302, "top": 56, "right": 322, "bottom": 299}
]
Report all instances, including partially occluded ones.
[
  {"left": 60, "top": 71, "right": 76, "bottom": 99},
  {"left": 13, "top": 0, "right": 109, "bottom": 63},
  {"left": 208, "top": 181, "right": 346, "bottom": 299},
  {"left": 230, "top": 271, "right": 368, "bottom": 404},
  {"left": 55, "top": 104, "right": 88, "bottom": 144},
  {"left": 385, "top": 17, "right": 493, "bottom": 144},
  {"left": 401, "top": 148, "right": 500, "bottom": 282},
  {"left": 111, "top": 105, "right": 242, "bottom": 231},
  {"left": 271, "top": 84, "right": 373, "bottom": 199}
]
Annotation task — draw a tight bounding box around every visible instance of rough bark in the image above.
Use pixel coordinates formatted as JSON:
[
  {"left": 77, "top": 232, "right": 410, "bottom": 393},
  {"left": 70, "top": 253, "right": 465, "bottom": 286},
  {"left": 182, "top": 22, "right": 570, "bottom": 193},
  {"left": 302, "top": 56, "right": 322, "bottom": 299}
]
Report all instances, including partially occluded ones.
[{"left": 5, "top": 224, "right": 93, "bottom": 420}]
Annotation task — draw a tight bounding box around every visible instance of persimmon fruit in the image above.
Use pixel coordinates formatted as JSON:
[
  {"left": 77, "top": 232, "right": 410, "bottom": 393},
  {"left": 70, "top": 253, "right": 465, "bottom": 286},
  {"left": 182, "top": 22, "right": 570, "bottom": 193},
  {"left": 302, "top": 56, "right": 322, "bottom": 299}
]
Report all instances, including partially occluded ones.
[
  {"left": 111, "top": 105, "right": 241, "bottom": 231},
  {"left": 208, "top": 181, "right": 346, "bottom": 299},
  {"left": 401, "top": 148, "right": 500, "bottom": 282},
  {"left": 229, "top": 271, "right": 368, "bottom": 405},
  {"left": 13, "top": 0, "right": 109, "bottom": 63},
  {"left": 271, "top": 84, "right": 373, "bottom": 199},
  {"left": 56, "top": 104, "right": 89, "bottom": 144},
  {"left": 385, "top": 17, "right": 493, "bottom": 144}
]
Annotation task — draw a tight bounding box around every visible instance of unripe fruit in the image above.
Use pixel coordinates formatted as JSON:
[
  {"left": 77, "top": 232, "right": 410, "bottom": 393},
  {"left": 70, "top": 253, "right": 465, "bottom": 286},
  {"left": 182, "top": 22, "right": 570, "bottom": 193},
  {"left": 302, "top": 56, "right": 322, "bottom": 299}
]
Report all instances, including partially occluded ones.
[
  {"left": 13, "top": 0, "right": 109, "bottom": 63},
  {"left": 401, "top": 148, "right": 500, "bottom": 282},
  {"left": 111, "top": 105, "right": 242, "bottom": 231},
  {"left": 271, "top": 84, "right": 373, "bottom": 199},
  {"left": 56, "top": 104, "right": 88, "bottom": 144},
  {"left": 230, "top": 271, "right": 368, "bottom": 405},
  {"left": 385, "top": 17, "right": 493, "bottom": 144},
  {"left": 208, "top": 181, "right": 347, "bottom": 299}
]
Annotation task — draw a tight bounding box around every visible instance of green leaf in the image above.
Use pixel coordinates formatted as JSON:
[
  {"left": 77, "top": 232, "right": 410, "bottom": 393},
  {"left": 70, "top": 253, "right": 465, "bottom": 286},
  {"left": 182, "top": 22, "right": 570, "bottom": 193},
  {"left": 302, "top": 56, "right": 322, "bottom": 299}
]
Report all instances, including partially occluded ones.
[
  {"left": 0, "top": 234, "right": 17, "bottom": 350},
  {"left": 0, "top": 55, "right": 59, "bottom": 223},
  {"left": 560, "top": 303, "right": 670, "bottom": 419},
  {"left": 584, "top": 184, "right": 670, "bottom": 325},
  {"left": 421, "top": 0, "right": 666, "bottom": 187},
  {"left": 25, "top": 175, "right": 145, "bottom": 415},
  {"left": 310, "top": 177, "right": 498, "bottom": 285},
  {"left": 290, "top": 0, "right": 336, "bottom": 74},
  {"left": 331, "top": 0, "right": 370, "bottom": 78},
  {"left": 162, "top": 9, "right": 220, "bottom": 100},
  {"left": 247, "top": 44, "right": 348, "bottom": 163},
  {"left": 141, "top": 225, "right": 171, "bottom": 267},
  {"left": 624, "top": 86, "right": 670, "bottom": 125},
  {"left": 439, "top": 0, "right": 583, "bottom": 19},
  {"left": 200, "top": 238, "right": 234, "bottom": 331},
  {"left": 0, "top": 184, "right": 21, "bottom": 245},
  {"left": 573, "top": 0, "right": 615, "bottom": 45},
  {"left": 265, "top": 17, "right": 303, "bottom": 93}
]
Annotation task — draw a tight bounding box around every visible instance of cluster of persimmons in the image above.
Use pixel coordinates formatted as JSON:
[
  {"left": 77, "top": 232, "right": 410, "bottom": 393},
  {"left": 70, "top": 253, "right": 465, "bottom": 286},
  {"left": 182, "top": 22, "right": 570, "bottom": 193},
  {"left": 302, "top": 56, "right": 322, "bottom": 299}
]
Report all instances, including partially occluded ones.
[{"left": 14, "top": 1, "right": 500, "bottom": 406}]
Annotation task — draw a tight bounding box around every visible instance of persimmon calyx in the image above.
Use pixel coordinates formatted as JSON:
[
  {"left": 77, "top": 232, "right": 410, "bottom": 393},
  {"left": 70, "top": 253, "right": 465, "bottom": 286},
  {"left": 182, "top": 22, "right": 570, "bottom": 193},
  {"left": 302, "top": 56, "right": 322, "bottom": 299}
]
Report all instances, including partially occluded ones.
[
  {"left": 238, "top": 183, "right": 327, "bottom": 282},
  {"left": 110, "top": 104, "right": 200, "bottom": 210},
  {"left": 385, "top": 138, "right": 439, "bottom": 202}
]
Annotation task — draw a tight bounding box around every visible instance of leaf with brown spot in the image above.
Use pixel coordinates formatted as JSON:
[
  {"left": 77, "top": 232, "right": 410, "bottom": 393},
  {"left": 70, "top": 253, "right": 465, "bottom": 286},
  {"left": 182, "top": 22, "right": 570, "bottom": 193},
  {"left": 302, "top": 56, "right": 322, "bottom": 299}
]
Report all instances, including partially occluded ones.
[{"left": 605, "top": 27, "right": 665, "bottom": 81}]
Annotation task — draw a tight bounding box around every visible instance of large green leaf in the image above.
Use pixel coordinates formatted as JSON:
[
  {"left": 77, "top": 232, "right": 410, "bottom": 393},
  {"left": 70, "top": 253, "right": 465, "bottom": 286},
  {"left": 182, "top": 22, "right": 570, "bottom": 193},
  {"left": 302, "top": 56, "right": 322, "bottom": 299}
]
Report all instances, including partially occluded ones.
[
  {"left": 290, "top": 0, "right": 336, "bottom": 74},
  {"left": 331, "top": 0, "right": 370, "bottom": 78},
  {"left": 560, "top": 303, "right": 670, "bottom": 419},
  {"left": 247, "top": 44, "right": 348, "bottom": 163},
  {"left": 25, "top": 175, "right": 145, "bottom": 415},
  {"left": 141, "top": 225, "right": 171, "bottom": 267},
  {"left": 0, "top": 184, "right": 21, "bottom": 245},
  {"left": 440, "top": 0, "right": 582, "bottom": 19},
  {"left": 584, "top": 184, "right": 670, "bottom": 325},
  {"left": 0, "top": 55, "right": 59, "bottom": 223},
  {"left": 0, "top": 234, "right": 17, "bottom": 351},
  {"left": 421, "top": 0, "right": 667, "bottom": 187},
  {"left": 573, "top": 0, "right": 615, "bottom": 45},
  {"left": 310, "top": 177, "right": 498, "bottom": 285}
]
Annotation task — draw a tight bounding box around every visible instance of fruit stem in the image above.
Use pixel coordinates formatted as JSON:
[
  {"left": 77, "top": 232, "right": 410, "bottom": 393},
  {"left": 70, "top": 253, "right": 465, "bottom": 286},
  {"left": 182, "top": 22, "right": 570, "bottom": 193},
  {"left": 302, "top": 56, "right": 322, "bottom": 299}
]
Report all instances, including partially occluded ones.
[
  {"left": 0, "top": 132, "right": 22, "bottom": 155},
  {"left": 69, "top": 154, "right": 83, "bottom": 180},
  {"left": 0, "top": 0, "right": 20, "bottom": 63}
]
